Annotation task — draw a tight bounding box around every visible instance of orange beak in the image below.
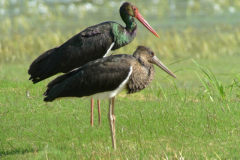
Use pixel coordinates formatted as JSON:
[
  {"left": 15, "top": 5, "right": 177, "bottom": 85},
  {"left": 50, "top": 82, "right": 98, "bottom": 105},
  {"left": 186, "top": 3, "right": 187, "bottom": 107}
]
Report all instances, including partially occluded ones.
[{"left": 135, "top": 12, "right": 160, "bottom": 38}]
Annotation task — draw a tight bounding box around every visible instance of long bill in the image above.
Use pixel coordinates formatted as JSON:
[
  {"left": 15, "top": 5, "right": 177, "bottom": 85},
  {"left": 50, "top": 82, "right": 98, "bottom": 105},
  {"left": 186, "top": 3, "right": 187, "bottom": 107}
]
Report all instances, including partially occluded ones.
[
  {"left": 152, "top": 56, "right": 178, "bottom": 79},
  {"left": 135, "top": 12, "right": 160, "bottom": 38}
]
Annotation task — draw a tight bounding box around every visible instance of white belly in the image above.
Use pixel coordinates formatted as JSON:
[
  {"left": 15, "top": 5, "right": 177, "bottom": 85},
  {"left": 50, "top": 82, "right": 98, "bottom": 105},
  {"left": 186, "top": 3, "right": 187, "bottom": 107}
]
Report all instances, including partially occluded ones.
[
  {"left": 103, "top": 42, "right": 115, "bottom": 57},
  {"left": 104, "top": 50, "right": 114, "bottom": 57}
]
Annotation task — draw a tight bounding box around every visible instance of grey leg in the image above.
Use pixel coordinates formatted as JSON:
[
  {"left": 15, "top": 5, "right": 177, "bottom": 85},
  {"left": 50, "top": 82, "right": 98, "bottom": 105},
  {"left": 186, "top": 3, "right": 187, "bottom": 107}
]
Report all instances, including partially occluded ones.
[{"left": 108, "top": 97, "right": 116, "bottom": 150}]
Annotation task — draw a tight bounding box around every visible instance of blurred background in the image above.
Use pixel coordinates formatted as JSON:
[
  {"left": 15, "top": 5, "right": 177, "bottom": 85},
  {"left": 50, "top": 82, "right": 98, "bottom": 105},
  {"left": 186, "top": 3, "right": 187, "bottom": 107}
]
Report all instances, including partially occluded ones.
[
  {"left": 1, "top": 0, "right": 240, "bottom": 93},
  {"left": 1, "top": 0, "right": 240, "bottom": 63}
]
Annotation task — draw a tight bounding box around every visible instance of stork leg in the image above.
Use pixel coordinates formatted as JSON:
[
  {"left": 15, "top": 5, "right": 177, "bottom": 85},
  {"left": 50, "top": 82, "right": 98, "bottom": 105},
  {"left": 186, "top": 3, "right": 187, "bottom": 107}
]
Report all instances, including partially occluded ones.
[
  {"left": 90, "top": 99, "right": 94, "bottom": 127},
  {"left": 108, "top": 97, "right": 116, "bottom": 150},
  {"left": 90, "top": 99, "right": 101, "bottom": 127},
  {"left": 97, "top": 100, "right": 101, "bottom": 126}
]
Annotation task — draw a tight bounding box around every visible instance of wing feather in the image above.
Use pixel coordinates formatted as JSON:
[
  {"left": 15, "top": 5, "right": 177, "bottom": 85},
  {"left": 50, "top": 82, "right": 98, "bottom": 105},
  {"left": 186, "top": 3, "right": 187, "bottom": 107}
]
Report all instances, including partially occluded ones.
[
  {"left": 28, "top": 22, "right": 115, "bottom": 83},
  {"left": 44, "top": 55, "right": 135, "bottom": 102}
]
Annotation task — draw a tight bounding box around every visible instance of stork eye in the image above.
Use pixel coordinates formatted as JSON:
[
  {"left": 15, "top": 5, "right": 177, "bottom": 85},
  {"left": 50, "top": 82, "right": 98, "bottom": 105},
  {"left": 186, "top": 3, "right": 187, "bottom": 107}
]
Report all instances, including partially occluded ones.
[{"left": 149, "top": 51, "right": 154, "bottom": 56}]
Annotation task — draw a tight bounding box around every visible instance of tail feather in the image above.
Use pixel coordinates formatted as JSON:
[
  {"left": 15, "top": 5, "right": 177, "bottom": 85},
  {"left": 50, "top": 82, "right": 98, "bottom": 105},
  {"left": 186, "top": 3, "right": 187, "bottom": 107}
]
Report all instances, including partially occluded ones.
[
  {"left": 44, "top": 97, "right": 53, "bottom": 102},
  {"left": 43, "top": 69, "right": 78, "bottom": 101},
  {"left": 28, "top": 47, "right": 59, "bottom": 84}
]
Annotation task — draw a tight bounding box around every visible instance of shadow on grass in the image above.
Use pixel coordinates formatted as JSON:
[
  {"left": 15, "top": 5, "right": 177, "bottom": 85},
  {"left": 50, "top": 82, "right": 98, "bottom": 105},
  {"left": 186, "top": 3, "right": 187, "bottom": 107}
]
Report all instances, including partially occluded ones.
[
  {"left": 1, "top": 146, "right": 69, "bottom": 159},
  {"left": 1, "top": 147, "right": 38, "bottom": 157}
]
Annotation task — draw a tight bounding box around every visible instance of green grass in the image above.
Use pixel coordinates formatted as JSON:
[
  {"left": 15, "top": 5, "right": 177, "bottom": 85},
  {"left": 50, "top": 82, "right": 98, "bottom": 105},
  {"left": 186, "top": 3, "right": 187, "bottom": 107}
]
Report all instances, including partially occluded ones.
[
  {"left": 1, "top": 59, "right": 240, "bottom": 159},
  {"left": 1, "top": 26, "right": 240, "bottom": 64},
  {"left": 1, "top": 96, "right": 240, "bottom": 159},
  {"left": 1, "top": 1, "right": 240, "bottom": 158}
]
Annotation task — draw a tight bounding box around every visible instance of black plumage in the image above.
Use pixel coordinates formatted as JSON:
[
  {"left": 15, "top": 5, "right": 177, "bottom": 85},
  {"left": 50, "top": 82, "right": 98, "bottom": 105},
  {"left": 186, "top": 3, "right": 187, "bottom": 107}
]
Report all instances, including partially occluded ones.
[
  {"left": 43, "top": 54, "right": 130, "bottom": 101},
  {"left": 28, "top": 2, "right": 159, "bottom": 84},
  {"left": 28, "top": 23, "right": 114, "bottom": 83},
  {"left": 43, "top": 46, "right": 177, "bottom": 102}
]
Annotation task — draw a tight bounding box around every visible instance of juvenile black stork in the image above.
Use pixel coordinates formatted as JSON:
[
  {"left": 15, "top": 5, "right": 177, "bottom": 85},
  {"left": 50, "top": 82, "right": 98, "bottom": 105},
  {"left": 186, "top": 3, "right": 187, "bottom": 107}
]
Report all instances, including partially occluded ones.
[
  {"left": 28, "top": 2, "right": 159, "bottom": 126},
  {"left": 43, "top": 46, "right": 177, "bottom": 149}
]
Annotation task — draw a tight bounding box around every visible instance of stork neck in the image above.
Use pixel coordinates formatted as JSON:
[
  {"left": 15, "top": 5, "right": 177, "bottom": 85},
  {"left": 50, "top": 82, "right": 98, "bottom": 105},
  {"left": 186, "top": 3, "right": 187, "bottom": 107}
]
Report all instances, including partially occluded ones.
[
  {"left": 111, "top": 20, "right": 137, "bottom": 49},
  {"left": 125, "top": 17, "right": 137, "bottom": 32},
  {"left": 127, "top": 56, "right": 155, "bottom": 94}
]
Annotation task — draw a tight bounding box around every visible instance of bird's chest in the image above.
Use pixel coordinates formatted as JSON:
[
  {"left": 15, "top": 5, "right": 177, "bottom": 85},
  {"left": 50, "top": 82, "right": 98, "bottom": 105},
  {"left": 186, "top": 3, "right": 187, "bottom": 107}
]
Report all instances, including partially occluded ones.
[
  {"left": 127, "top": 65, "right": 155, "bottom": 94},
  {"left": 112, "top": 26, "right": 137, "bottom": 49}
]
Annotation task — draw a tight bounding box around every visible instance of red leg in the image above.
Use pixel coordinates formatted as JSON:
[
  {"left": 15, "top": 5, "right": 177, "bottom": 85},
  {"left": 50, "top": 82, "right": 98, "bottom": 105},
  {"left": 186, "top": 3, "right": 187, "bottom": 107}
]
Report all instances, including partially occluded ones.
[
  {"left": 90, "top": 99, "right": 94, "bottom": 127},
  {"left": 97, "top": 100, "right": 101, "bottom": 126}
]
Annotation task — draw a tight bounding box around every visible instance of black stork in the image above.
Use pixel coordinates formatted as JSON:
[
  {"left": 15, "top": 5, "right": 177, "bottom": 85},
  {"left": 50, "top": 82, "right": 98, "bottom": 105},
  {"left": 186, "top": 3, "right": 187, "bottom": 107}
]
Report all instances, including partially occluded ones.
[
  {"left": 43, "top": 46, "right": 177, "bottom": 149},
  {"left": 28, "top": 2, "right": 159, "bottom": 127}
]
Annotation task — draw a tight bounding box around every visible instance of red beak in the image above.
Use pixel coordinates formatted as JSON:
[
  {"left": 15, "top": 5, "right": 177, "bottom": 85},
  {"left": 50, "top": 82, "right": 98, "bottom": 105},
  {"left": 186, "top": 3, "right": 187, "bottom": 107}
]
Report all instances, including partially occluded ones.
[{"left": 135, "top": 12, "right": 160, "bottom": 38}]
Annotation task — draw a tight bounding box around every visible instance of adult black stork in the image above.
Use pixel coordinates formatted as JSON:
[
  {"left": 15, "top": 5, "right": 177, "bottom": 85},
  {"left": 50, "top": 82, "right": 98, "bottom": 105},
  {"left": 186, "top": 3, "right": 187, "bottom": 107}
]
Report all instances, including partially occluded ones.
[
  {"left": 28, "top": 2, "right": 159, "bottom": 126},
  {"left": 43, "top": 46, "right": 177, "bottom": 149}
]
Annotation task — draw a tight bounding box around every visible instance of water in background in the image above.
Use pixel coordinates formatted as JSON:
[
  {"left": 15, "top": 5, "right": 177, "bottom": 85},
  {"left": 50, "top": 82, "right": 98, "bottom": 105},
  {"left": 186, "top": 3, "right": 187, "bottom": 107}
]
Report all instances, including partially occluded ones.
[{"left": 1, "top": 0, "right": 240, "bottom": 36}]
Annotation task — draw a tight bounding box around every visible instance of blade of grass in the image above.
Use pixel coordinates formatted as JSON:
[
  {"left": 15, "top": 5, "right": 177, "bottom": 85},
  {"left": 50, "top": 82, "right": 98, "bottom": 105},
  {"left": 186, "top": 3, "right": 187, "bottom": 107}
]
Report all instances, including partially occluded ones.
[{"left": 195, "top": 71, "right": 214, "bottom": 102}]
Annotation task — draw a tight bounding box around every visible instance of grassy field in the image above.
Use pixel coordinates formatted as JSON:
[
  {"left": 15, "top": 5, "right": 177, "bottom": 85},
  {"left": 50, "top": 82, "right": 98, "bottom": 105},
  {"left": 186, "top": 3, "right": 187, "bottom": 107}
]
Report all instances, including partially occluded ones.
[
  {"left": 1, "top": 57, "right": 240, "bottom": 159},
  {"left": 1, "top": 0, "right": 240, "bottom": 159}
]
